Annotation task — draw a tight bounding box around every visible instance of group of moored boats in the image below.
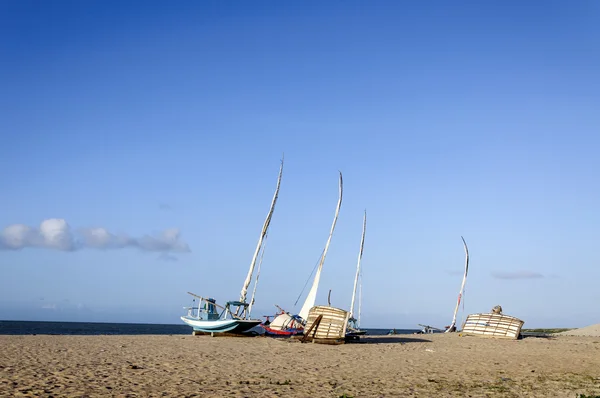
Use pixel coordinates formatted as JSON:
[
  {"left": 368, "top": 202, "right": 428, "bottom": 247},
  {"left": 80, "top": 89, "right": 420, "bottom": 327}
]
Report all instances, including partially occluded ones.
[
  {"left": 180, "top": 158, "right": 365, "bottom": 341},
  {"left": 180, "top": 158, "right": 525, "bottom": 342}
]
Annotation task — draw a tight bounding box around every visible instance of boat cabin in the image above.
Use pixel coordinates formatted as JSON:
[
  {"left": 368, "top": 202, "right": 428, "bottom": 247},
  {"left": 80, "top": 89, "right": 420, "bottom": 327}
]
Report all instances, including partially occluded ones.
[{"left": 185, "top": 297, "right": 220, "bottom": 321}]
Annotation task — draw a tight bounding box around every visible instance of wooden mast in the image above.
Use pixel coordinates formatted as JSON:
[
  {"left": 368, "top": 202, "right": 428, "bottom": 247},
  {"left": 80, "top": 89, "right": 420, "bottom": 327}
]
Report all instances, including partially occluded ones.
[
  {"left": 238, "top": 157, "right": 284, "bottom": 309},
  {"left": 298, "top": 172, "right": 343, "bottom": 321},
  {"left": 446, "top": 236, "right": 469, "bottom": 332},
  {"left": 349, "top": 210, "right": 367, "bottom": 321}
]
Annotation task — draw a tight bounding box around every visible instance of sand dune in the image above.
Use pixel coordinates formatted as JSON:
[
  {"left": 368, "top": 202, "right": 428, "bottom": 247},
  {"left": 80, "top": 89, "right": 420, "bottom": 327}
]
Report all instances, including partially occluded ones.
[
  {"left": 1, "top": 333, "right": 599, "bottom": 397},
  {"left": 559, "top": 323, "right": 600, "bottom": 337}
]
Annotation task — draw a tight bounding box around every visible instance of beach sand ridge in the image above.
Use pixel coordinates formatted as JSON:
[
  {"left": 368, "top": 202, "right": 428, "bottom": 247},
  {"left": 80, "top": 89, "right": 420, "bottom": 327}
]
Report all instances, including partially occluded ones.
[{"left": 1, "top": 333, "right": 599, "bottom": 397}]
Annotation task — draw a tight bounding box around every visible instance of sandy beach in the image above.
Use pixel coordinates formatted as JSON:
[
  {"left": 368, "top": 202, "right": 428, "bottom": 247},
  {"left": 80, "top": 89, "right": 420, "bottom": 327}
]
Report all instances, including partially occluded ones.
[{"left": 1, "top": 333, "right": 599, "bottom": 397}]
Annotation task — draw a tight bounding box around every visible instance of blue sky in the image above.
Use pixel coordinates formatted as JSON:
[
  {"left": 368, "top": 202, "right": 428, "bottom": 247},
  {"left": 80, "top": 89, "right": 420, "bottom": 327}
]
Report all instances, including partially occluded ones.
[{"left": 1, "top": 1, "right": 599, "bottom": 328}]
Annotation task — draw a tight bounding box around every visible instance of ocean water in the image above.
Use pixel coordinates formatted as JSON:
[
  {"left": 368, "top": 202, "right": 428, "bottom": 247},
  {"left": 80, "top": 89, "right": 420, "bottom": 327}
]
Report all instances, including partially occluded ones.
[{"left": 0, "top": 320, "right": 419, "bottom": 336}]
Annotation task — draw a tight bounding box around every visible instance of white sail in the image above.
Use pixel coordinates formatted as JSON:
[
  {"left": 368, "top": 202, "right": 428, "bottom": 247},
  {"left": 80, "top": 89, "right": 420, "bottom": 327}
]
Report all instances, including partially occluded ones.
[
  {"left": 446, "top": 236, "right": 469, "bottom": 332},
  {"left": 239, "top": 158, "right": 284, "bottom": 305},
  {"left": 298, "top": 172, "right": 343, "bottom": 321},
  {"left": 349, "top": 210, "right": 366, "bottom": 320}
]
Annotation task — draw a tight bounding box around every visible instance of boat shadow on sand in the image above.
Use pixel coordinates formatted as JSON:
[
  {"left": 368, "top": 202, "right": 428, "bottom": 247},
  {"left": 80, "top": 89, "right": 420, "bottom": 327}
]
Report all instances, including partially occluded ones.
[{"left": 350, "top": 336, "right": 432, "bottom": 344}]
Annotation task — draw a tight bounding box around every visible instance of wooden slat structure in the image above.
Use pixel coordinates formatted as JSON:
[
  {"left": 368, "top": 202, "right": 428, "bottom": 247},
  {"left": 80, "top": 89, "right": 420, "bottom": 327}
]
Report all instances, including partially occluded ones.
[
  {"left": 302, "top": 306, "right": 349, "bottom": 345},
  {"left": 461, "top": 313, "right": 525, "bottom": 340}
]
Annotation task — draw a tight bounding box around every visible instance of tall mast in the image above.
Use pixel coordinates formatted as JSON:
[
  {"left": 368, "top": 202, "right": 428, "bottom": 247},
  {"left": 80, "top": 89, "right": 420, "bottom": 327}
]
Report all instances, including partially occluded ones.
[
  {"left": 349, "top": 210, "right": 367, "bottom": 319},
  {"left": 446, "top": 236, "right": 469, "bottom": 332},
  {"left": 298, "top": 172, "right": 343, "bottom": 321},
  {"left": 239, "top": 157, "right": 284, "bottom": 304},
  {"left": 248, "top": 234, "right": 268, "bottom": 316},
  {"left": 357, "top": 274, "right": 362, "bottom": 327}
]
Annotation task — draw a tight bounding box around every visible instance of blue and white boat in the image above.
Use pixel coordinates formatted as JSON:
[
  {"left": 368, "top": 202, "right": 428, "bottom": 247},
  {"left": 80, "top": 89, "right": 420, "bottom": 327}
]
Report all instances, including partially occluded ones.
[
  {"left": 181, "top": 159, "right": 283, "bottom": 335},
  {"left": 181, "top": 296, "right": 263, "bottom": 334}
]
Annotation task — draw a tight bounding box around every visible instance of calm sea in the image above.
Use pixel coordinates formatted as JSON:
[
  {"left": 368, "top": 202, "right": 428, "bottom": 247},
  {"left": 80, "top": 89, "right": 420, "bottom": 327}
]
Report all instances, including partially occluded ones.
[{"left": 0, "top": 320, "right": 418, "bottom": 336}]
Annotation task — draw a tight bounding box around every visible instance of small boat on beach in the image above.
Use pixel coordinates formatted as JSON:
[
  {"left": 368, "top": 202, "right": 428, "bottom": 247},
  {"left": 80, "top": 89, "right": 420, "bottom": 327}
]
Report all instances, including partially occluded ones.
[
  {"left": 415, "top": 324, "right": 444, "bottom": 334},
  {"left": 301, "top": 305, "right": 350, "bottom": 345},
  {"left": 181, "top": 159, "right": 284, "bottom": 335},
  {"left": 461, "top": 305, "right": 525, "bottom": 340},
  {"left": 262, "top": 172, "right": 343, "bottom": 336},
  {"left": 261, "top": 305, "right": 305, "bottom": 336},
  {"left": 181, "top": 294, "right": 263, "bottom": 334}
]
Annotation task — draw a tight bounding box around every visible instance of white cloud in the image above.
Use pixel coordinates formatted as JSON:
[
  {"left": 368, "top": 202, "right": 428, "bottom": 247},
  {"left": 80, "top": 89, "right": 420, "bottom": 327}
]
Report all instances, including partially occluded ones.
[
  {"left": 80, "top": 227, "right": 115, "bottom": 248},
  {"left": 40, "top": 219, "right": 75, "bottom": 251},
  {"left": 0, "top": 219, "right": 190, "bottom": 253},
  {"left": 136, "top": 228, "right": 188, "bottom": 252},
  {"left": 1, "top": 224, "right": 34, "bottom": 249}
]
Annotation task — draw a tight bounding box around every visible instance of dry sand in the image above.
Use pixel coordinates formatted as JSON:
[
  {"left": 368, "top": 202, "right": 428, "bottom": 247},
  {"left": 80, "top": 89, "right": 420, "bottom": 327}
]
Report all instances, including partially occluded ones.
[
  {"left": 1, "top": 333, "right": 599, "bottom": 397},
  {"left": 559, "top": 323, "right": 600, "bottom": 337}
]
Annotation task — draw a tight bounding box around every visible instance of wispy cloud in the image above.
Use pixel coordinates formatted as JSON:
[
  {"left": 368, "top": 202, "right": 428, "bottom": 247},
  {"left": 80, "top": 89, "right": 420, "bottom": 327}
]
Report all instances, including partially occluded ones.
[
  {"left": 159, "top": 203, "right": 172, "bottom": 210},
  {"left": 158, "top": 253, "right": 179, "bottom": 262},
  {"left": 491, "top": 271, "right": 544, "bottom": 280},
  {"left": 0, "top": 219, "right": 190, "bottom": 253}
]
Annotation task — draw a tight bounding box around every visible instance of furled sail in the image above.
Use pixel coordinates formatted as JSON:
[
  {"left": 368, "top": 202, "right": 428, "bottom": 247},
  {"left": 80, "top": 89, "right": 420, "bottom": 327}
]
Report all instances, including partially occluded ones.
[
  {"left": 446, "top": 236, "right": 469, "bottom": 333},
  {"left": 239, "top": 158, "right": 284, "bottom": 306},
  {"left": 298, "top": 172, "right": 343, "bottom": 321},
  {"left": 349, "top": 210, "right": 366, "bottom": 320}
]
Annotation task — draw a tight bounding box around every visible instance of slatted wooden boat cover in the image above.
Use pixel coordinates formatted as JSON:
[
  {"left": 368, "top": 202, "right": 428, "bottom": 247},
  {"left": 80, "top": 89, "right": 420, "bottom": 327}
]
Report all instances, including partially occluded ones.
[
  {"left": 462, "top": 313, "right": 525, "bottom": 340},
  {"left": 305, "top": 306, "right": 349, "bottom": 341}
]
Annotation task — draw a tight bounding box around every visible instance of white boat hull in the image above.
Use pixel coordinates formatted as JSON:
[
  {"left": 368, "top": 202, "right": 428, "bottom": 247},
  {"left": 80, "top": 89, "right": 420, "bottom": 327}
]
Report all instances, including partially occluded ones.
[{"left": 181, "top": 316, "right": 260, "bottom": 334}]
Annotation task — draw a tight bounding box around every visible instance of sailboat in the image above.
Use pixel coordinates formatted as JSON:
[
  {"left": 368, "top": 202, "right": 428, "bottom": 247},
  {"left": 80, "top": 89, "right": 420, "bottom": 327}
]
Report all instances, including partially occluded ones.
[
  {"left": 346, "top": 210, "right": 367, "bottom": 338},
  {"left": 262, "top": 172, "right": 343, "bottom": 336},
  {"left": 181, "top": 159, "right": 284, "bottom": 335},
  {"left": 445, "top": 236, "right": 469, "bottom": 333}
]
